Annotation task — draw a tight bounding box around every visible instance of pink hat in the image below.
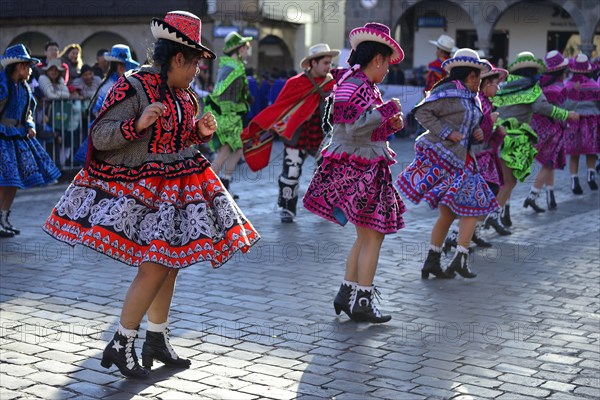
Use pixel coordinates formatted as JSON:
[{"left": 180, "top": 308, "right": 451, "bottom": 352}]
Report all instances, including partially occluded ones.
[
  {"left": 348, "top": 22, "right": 404, "bottom": 64},
  {"left": 481, "top": 62, "right": 508, "bottom": 82},
  {"left": 569, "top": 53, "right": 593, "bottom": 73},
  {"left": 544, "top": 50, "right": 568, "bottom": 72},
  {"left": 151, "top": 11, "right": 215, "bottom": 59}
]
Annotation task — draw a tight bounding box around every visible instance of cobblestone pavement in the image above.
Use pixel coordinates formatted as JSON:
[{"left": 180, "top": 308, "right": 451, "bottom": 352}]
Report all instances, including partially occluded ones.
[{"left": 1, "top": 138, "right": 599, "bottom": 400}]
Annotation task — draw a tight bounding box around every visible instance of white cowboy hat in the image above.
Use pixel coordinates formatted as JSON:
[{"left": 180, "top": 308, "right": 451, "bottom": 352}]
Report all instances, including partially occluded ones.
[
  {"left": 42, "top": 58, "right": 65, "bottom": 71},
  {"left": 429, "top": 34, "right": 455, "bottom": 53},
  {"left": 508, "top": 51, "right": 546, "bottom": 73},
  {"left": 442, "top": 48, "right": 492, "bottom": 73},
  {"left": 299, "top": 43, "right": 340, "bottom": 69}
]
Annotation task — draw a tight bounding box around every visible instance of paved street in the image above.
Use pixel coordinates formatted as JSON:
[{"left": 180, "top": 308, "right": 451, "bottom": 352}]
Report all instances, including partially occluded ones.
[{"left": 1, "top": 138, "right": 599, "bottom": 400}]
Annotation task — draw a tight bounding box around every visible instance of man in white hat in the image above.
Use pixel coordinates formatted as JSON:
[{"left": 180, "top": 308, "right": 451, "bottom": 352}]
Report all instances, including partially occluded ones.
[
  {"left": 425, "top": 34, "right": 455, "bottom": 92},
  {"left": 242, "top": 43, "right": 339, "bottom": 222}
]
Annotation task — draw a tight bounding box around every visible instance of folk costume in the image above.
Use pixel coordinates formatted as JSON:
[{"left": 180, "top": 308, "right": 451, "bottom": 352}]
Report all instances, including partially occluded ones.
[
  {"left": 474, "top": 65, "right": 509, "bottom": 193},
  {"left": 304, "top": 23, "right": 406, "bottom": 324},
  {"left": 563, "top": 54, "right": 600, "bottom": 192},
  {"left": 0, "top": 44, "right": 61, "bottom": 237},
  {"left": 527, "top": 51, "right": 570, "bottom": 210},
  {"left": 44, "top": 11, "right": 260, "bottom": 380},
  {"left": 397, "top": 49, "right": 498, "bottom": 280},
  {"left": 204, "top": 32, "right": 252, "bottom": 153},
  {"left": 303, "top": 32, "right": 406, "bottom": 234},
  {"left": 44, "top": 17, "right": 259, "bottom": 269},
  {"left": 242, "top": 43, "right": 339, "bottom": 222}
]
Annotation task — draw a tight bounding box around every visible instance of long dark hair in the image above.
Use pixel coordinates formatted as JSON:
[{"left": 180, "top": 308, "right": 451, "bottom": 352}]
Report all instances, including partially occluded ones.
[
  {"left": 347, "top": 41, "right": 393, "bottom": 68},
  {"left": 149, "top": 39, "right": 203, "bottom": 102},
  {"left": 433, "top": 66, "right": 480, "bottom": 89},
  {"left": 89, "top": 61, "right": 123, "bottom": 115},
  {"left": 511, "top": 67, "right": 538, "bottom": 88}
]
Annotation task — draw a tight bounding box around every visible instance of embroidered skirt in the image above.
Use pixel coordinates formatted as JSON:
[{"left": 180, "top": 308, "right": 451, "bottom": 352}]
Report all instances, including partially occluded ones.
[
  {"left": 498, "top": 118, "right": 538, "bottom": 182},
  {"left": 303, "top": 153, "right": 406, "bottom": 234},
  {"left": 43, "top": 154, "right": 260, "bottom": 268},
  {"left": 396, "top": 145, "right": 499, "bottom": 217},
  {"left": 530, "top": 115, "right": 566, "bottom": 169},
  {"left": 0, "top": 133, "right": 61, "bottom": 188},
  {"left": 564, "top": 115, "right": 600, "bottom": 155}
]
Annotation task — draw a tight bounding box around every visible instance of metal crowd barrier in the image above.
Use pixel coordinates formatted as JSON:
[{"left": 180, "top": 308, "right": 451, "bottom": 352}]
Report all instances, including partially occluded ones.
[{"left": 36, "top": 98, "right": 92, "bottom": 172}]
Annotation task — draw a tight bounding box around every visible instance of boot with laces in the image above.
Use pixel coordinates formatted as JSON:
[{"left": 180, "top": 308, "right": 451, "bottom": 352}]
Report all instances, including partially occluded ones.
[
  {"left": 101, "top": 324, "right": 149, "bottom": 379},
  {"left": 350, "top": 285, "right": 391, "bottom": 323}
]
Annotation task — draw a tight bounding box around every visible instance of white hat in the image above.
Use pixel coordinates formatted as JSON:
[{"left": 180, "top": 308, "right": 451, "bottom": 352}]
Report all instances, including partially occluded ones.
[
  {"left": 429, "top": 34, "right": 455, "bottom": 53},
  {"left": 442, "top": 48, "right": 492, "bottom": 73},
  {"left": 42, "top": 58, "right": 65, "bottom": 72},
  {"left": 299, "top": 43, "right": 340, "bottom": 69}
]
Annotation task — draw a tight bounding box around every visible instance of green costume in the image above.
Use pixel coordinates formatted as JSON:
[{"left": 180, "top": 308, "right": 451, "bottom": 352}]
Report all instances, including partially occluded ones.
[
  {"left": 494, "top": 74, "right": 568, "bottom": 182},
  {"left": 205, "top": 55, "right": 250, "bottom": 151}
]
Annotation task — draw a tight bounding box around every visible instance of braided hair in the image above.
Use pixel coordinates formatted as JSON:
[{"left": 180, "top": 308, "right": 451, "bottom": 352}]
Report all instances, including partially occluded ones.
[{"left": 149, "top": 39, "right": 203, "bottom": 103}]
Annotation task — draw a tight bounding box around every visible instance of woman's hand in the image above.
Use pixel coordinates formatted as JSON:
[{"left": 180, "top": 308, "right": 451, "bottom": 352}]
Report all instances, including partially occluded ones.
[
  {"left": 197, "top": 111, "right": 217, "bottom": 140},
  {"left": 448, "top": 130, "right": 463, "bottom": 143},
  {"left": 490, "top": 111, "right": 499, "bottom": 123},
  {"left": 567, "top": 111, "right": 579, "bottom": 122},
  {"left": 472, "top": 128, "right": 484, "bottom": 142},
  {"left": 496, "top": 125, "right": 507, "bottom": 137},
  {"left": 389, "top": 112, "right": 404, "bottom": 131},
  {"left": 27, "top": 127, "right": 36, "bottom": 139},
  {"left": 135, "top": 102, "right": 166, "bottom": 133}
]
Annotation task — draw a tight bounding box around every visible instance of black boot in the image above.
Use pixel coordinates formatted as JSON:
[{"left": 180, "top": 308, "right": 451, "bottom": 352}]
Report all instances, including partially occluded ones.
[
  {"left": 421, "top": 249, "right": 446, "bottom": 279},
  {"left": 588, "top": 171, "right": 598, "bottom": 191},
  {"left": 350, "top": 286, "right": 391, "bottom": 323},
  {"left": 484, "top": 209, "right": 511, "bottom": 235},
  {"left": 523, "top": 192, "right": 545, "bottom": 213},
  {"left": 0, "top": 224, "right": 15, "bottom": 238},
  {"left": 546, "top": 190, "right": 557, "bottom": 210},
  {"left": 0, "top": 210, "right": 19, "bottom": 235},
  {"left": 445, "top": 251, "right": 477, "bottom": 279},
  {"left": 333, "top": 282, "right": 355, "bottom": 318},
  {"left": 500, "top": 204, "right": 512, "bottom": 227},
  {"left": 141, "top": 329, "right": 191, "bottom": 369},
  {"left": 471, "top": 225, "right": 492, "bottom": 248},
  {"left": 442, "top": 230, "right": 457, "bottom": 255},
  {"left": 572, "top": 176, "right": 583, "bottom": 195},
  {"left": 101, "top": 328, "right": 149, "bottom": 379}
]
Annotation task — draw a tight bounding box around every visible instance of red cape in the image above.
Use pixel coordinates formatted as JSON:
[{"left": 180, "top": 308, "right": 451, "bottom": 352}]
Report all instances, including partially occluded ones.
[{"left": 242, "top": 72, "right": 334, "bottom": 171}]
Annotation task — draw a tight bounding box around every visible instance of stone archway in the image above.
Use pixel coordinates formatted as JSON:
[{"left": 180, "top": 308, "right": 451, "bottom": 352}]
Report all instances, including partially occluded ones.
[
  {"left": 8, "top": 32, "right": 53, "bottom": 60},
  {"left": 258, "top": 35, "right": 293, "bottom": 77}
]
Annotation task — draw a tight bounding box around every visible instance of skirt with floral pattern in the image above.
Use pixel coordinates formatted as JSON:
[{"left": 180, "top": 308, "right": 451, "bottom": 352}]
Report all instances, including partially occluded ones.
[
  {"left": 303, "top": 153, "right": 406, "bottom": 234},
  {"left": 43, "top": 153, "right": 260, "bottom": 268},
  {"left": 396, "top": 145, "right": 499, "bottom": 217}
]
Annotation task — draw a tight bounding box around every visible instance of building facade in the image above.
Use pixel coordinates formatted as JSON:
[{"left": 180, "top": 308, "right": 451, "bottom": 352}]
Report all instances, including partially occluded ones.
[{"left": 345, "top": 0, "right": 600, "bottom": 68}]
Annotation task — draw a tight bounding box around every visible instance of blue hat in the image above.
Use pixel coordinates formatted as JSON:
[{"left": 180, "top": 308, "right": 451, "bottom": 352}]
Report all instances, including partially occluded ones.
[
  {"left": 104, "top": 44, "right": 139, "bottom": 71},
  {"left": 1, "top": 44, "right": 40, "bottom": 68}
]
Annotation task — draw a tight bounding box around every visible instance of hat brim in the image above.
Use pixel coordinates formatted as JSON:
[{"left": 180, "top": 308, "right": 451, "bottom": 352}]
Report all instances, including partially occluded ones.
[
  {"left": 482, "top": 67, "right": 508, "bottom": 82},
  {"left": 349, "top": 30, "right": 404, "bottom": 64},
  {"left": 299, "top": 50, "right": 340, "bottom": 69},
  {"left": 428, "top": 40, "right": 453, "bottom": 53},
  {"left": 545, "top": 58, "right": 569, "bottom": 72},
  {"left": 151, "top": 18, "right": 216, "bottom": 59},
  {"left": 1, "top": 55, "right": 40, "bottom": 68},
  {"left": 442, "top": 57, "right": 492, "bottom": 73},
  {"left": 104, "top": 54, "right": 140, "bottom": 70},
  {"left": 509, "top": 60, "right": 545, "bottom": 73},
  {"left": 569, "top": 64, "right": 593, "bottom": 73},
  {"left": 223, "top": 37, "right": 253, "bottom": 55},
  {"left": 42, "top": 64, "right": 65, "bottom": 72}
]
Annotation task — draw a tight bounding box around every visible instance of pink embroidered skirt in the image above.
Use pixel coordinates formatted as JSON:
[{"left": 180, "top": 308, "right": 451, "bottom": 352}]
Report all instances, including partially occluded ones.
[{"left": 303, "top": 153, "right": 406, "bottom": 234}]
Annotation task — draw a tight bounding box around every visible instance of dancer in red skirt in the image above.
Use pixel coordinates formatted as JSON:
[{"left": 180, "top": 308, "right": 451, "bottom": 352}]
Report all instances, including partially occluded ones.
[{"left": 44, "top": 11, "right": 260, "bottom": 378}]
